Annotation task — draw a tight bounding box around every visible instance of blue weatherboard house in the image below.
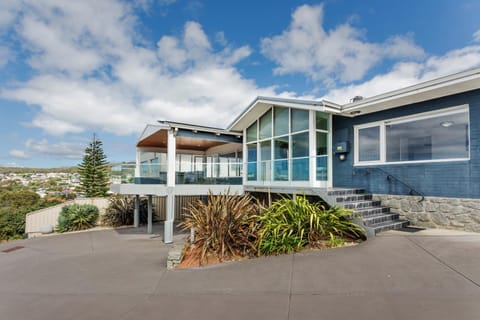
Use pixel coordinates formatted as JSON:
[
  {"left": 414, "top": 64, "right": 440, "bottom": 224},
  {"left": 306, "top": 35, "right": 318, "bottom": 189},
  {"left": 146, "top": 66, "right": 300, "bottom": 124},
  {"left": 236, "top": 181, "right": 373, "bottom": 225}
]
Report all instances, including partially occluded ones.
[{"left": 111, "top": 68, "right": 480, "bottom": 243}]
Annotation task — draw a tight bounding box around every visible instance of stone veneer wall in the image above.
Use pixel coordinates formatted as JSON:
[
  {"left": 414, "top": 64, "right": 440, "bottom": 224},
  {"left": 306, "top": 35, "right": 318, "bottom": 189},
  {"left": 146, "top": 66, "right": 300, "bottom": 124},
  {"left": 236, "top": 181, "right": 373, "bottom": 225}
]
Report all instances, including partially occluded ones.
[{"left": 372, "top": 194, "right": 480, "bottom": 233}]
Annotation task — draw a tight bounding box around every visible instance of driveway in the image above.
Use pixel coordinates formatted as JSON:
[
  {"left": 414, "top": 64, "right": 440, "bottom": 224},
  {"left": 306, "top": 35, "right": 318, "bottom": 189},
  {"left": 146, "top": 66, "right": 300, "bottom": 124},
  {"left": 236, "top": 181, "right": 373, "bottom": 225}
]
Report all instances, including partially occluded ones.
[{"left": 1, "top": 226, "right": 479, "bottom": 320}]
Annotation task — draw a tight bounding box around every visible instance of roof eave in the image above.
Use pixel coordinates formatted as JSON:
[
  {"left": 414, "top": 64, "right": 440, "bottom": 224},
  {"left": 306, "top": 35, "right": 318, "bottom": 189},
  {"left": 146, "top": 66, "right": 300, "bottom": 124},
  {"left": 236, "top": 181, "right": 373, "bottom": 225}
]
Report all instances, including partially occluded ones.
[{"left": 340, "top": 67, "right": 480, "bottom": 115}]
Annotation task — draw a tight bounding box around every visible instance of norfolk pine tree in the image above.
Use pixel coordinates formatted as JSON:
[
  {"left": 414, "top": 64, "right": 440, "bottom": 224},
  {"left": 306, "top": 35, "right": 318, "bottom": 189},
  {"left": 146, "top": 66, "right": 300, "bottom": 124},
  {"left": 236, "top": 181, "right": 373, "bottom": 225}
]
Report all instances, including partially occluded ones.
[{"left": 78, "top": 134, "right": 109, "bottom": 197}]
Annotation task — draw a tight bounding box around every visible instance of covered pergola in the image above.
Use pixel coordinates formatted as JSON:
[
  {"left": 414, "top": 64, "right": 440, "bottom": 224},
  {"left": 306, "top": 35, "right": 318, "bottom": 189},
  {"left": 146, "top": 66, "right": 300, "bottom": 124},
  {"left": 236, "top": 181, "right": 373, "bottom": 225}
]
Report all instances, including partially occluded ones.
[{"left": 110, "top": 121, "right": 243, "bottom": 243}]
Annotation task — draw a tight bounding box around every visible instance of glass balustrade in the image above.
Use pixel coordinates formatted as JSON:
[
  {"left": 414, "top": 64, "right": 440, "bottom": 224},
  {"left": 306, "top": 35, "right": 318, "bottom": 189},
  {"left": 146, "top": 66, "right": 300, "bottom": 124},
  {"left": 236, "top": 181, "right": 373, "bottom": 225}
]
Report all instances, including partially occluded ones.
[
  {"left": 111, "top": 160, "right": 242, "bottom": 185},
  {"left": 110, "top": 164, "right": 136, "bottom": 184},
  {"left": 175, "top": 160, "right": 242, "bottom": 185}
]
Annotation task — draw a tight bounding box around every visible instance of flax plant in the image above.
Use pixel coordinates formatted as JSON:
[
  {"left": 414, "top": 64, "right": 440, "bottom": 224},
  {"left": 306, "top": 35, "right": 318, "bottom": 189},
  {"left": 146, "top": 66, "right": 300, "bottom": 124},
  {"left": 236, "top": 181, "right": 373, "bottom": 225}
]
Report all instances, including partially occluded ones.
[
  {"left": 179, "top": 190, "right": 260, "bottom": 264},
  {"left": 256, "top": 195, "right": 365, "bottom": 255}
]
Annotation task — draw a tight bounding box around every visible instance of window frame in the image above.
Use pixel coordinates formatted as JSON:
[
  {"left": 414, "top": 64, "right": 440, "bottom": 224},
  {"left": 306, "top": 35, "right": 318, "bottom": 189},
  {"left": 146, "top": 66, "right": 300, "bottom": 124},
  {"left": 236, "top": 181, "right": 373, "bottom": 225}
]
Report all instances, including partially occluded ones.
[{"left": 354, "top": 105, "right": 470, "bottom": 166}]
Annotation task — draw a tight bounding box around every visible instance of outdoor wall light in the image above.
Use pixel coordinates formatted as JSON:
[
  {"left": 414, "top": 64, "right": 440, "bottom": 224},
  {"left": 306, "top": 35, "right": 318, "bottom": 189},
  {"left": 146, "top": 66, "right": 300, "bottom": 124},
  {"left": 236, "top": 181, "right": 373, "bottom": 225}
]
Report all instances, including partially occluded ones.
[{"left": 334, "top": 141, "right": 349, "bottom": 161}]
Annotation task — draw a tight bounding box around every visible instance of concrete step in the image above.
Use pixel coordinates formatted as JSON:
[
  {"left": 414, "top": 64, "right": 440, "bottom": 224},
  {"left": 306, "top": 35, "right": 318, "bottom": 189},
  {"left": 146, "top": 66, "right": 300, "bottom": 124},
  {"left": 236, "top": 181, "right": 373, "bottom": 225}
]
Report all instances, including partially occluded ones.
[
  {"left": 343, "top": 200, "right": 382, "bottom": 209},
  {"left": 336, "top": 194, "right": 372, "bottom": 203},
  {"left": 327, "top": 188, "right": 365, "bottom": 196},
  {"left": 355, "top": 206, "right": 391, "bottom": 217},
  {"left": 372, "top": 220, "right": 409, "bottom": 234},
  {"left": 363, "top": 213, "right": 400, "bottom": 226}
]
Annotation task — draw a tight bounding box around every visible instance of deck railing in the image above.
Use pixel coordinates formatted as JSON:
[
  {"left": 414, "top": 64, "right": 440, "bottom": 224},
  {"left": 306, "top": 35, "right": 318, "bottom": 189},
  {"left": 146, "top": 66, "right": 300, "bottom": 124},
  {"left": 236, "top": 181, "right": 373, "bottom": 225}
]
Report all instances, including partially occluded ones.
[{"left": 111, "top": 161, "right": 243, "bottom": 185}]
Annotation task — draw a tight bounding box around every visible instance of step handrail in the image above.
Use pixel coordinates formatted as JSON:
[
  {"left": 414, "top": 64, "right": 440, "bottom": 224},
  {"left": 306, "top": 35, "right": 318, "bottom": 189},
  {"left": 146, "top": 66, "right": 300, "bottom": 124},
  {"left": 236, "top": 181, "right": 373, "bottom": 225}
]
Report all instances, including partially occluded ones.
[{"left": 356, "top": 167, "right": 425, "bottom": 202}]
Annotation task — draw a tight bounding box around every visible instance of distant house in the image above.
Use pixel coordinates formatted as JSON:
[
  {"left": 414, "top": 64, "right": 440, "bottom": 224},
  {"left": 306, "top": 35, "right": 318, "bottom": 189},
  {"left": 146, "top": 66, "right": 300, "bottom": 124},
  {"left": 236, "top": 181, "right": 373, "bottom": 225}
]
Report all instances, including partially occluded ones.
[{"left": 111, "top": 68, "right": 480, "bottom": 242}]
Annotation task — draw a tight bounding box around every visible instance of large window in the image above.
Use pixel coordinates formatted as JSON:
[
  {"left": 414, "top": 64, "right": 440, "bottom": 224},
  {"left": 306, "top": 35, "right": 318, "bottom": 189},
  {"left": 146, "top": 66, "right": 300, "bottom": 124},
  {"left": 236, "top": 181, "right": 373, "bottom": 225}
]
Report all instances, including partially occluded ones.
[
  {"left": 274, "top": 106, "right": 289, "bottom": 136},
  {"left": 259, "top": 109, "right": 273, "bottom": 139},
  {"left": 260, "top": 140, "right": 272, "bottom": 181},
  {"left": 246, "top": 107, "right": 331, "bottom": 183},
  {"left": 247, "top": 143, "right": 257, "bottom": 180},
  {"left": 291, "top": 109, "right": 309, "bottom": 132},
  {"left": 355, "top": 106, "right": 470, "bottom": 165},
  {"left": 358, "top": 126, "right": 380, "bottom": 162},
  {"left": 292, "top": 132, "right": 309, "bottom": 181},
  {"left": 274, "top": 136, "right": 289, "bottom": 181},
  {"left": 246, "top": 122, "right": 257, "bottom": 142},
  {"left": 316, "top": 112, "right": 329, "bottom": 181}
]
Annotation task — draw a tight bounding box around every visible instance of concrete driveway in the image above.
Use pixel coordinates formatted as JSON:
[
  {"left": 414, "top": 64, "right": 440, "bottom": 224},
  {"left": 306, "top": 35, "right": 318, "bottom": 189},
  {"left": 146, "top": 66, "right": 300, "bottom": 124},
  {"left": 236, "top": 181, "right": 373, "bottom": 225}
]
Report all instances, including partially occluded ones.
[{"left": 1, "top": 226, "right": 479, "bottom": 320}]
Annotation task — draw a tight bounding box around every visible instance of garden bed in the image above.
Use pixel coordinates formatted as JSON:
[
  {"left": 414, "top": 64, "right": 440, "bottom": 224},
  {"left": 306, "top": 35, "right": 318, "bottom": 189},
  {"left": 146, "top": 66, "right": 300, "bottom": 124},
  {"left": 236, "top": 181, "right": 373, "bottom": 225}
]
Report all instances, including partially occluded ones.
[
  {"left": 175, "top": 191, "right": 366, "bottom": 269},
  {"left": 176, "top": 239, "right": 362, "bottom": 269}
]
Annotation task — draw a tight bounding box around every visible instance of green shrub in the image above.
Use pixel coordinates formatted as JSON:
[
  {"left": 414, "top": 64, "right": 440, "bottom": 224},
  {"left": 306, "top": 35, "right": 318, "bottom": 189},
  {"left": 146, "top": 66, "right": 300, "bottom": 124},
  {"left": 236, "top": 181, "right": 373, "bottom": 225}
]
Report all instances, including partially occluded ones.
[
  {"left": 179, "top": 190, "right": 260, "bottom": 263},
  {"left": 309, "top": 206, "right": 365, "bottom": 242},
  {"left": 257, "top": 195, "right": 364, "bottom": 255},
  {"left": 102, "top": 195, "right": 152, "bottom": 227},
  {"left": 0, "top": 209, "right": 26, "bottom": 240},
  {"left": 56, "top": 204, "right": 99, "bottom": 233}
]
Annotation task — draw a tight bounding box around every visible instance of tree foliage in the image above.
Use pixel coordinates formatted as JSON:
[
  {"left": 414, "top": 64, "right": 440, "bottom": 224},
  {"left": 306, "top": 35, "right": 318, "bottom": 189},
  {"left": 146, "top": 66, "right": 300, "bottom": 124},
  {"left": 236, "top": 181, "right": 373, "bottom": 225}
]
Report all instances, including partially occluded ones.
[
  {"left": 0, "top": 184, "right": 62, "bottom": 240},
  {"left": 78, "top": 134, "right": 109, "bottom": 197}
]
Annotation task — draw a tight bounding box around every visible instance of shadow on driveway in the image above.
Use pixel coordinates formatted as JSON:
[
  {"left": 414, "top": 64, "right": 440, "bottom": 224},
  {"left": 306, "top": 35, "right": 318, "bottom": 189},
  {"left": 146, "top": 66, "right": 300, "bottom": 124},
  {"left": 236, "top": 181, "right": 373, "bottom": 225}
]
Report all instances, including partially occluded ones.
[{"left": 0, "top": 228, "right": 479, "bottom": 320}]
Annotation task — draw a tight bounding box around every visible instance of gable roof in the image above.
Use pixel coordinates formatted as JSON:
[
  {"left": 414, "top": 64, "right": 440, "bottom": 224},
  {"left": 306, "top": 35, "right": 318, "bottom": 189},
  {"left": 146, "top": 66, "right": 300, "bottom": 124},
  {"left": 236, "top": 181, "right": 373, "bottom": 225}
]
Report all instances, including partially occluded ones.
[
  {"left": 227, "top": 96, "right": 341, "bottom": 131},
  {"left": 143, "top": 67, "right": 480, "bottom": 135},
  {"left": 229, "top": 67, "right": 480, "bottom": 130}
]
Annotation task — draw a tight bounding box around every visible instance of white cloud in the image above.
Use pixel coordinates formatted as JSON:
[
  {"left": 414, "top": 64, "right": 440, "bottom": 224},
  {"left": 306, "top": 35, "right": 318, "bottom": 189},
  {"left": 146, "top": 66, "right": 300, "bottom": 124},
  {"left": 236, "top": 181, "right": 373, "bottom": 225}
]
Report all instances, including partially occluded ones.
[
  {"left": 25, "top": 139, "right": 84, "bottom": 159},
  {"left": 0, "top": 0, "right": 19, "bottom": 29},
  {"left": 261, "top": 4, "right": 424, "bottom": 83},
  {"left": 323, "top": 45, "right": 480, "bottom": 103},
  {"left": 8, "top": 139, "right": 85, "bottom": 161},
  {"left": 2, "top": 0, "right": 480, "bottom": 144},
  {"left": 215, "top": 31, "right": 227, "bottom": 46},
  {"left": 473, "top": 30, "right": 480, "bottom": 43},
  {"left": 0, "top": 0, "right": 280, "bottom": 136},
  {"left": 9, "top": 149, "right": 29, "bottom": 159},
  {"left": 0, "top": 47, "right": 11, "bottom": 68}
]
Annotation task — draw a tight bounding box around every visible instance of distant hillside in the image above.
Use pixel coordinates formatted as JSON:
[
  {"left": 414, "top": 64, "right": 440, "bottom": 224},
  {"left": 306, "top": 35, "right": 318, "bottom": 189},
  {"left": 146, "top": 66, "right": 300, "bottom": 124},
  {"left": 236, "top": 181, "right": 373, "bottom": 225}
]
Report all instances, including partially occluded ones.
[
  {"left": 0, "top": 167, "right": 78, "bottom": 174},
  {"left": 0, "top": 162, "right": 135, "bottom": 174}
]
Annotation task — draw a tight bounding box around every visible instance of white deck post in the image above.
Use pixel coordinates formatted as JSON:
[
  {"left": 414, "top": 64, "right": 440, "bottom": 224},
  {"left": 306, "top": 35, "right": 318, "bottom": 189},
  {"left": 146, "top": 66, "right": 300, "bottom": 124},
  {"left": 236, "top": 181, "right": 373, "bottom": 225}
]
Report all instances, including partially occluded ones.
[
  {"left": 134, "top": 194, "right": 140, "bottom": 228},
  {"left": 135, "top": 148, "right": 141, "bottom": 179},
  {"left": 147, "top": 194, "right": 152, "bottom": 234},
  {"left": 309, "top": 110, "right": 316, "bottom": 185},
  {"left": 164, "top": 129, "right": 176, "bottom": 243}
]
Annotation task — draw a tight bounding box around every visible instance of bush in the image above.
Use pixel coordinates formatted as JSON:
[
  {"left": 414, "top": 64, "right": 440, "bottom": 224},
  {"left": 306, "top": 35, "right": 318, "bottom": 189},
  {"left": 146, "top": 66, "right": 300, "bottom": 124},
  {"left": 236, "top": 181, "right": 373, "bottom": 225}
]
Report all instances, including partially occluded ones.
[
  {"left": 102, "top": 195, "right": 153, "bottom": 227},
  {"left": 179, "top": 190, "right": 260, "bottom": 264},
  {"left": 56, "top": 204, "right": 99, "bottom": 233},
  {"left": 256, "top": 195, "right": 364, "bottom": 255},
  {"left": 0, "top": 209, "right": 26, "bottom": 240}
]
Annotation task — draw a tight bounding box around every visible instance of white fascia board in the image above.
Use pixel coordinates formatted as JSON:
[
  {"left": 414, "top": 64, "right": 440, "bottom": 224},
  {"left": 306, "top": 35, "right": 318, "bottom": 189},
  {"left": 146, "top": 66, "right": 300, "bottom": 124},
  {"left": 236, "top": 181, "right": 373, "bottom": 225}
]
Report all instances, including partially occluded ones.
[
  {"left": 228, "top": 96, "right": 325, "bottom": 131},
  {"left": 159, "top": 120, "right": 241, "bottom": 136},
  {"left": 321, "top": 99, "right": 343, "bottom": 113},
  {"left": 341, "top": 67, "right": 480, "bottom": 115}
]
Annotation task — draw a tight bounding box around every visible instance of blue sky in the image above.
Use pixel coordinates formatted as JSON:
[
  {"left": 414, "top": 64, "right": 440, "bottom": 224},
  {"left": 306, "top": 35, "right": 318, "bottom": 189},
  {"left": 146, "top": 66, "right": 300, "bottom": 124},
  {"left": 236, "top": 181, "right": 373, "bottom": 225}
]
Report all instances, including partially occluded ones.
[{"left": 1, "top": 0, "right": 480, "bottom": 168}]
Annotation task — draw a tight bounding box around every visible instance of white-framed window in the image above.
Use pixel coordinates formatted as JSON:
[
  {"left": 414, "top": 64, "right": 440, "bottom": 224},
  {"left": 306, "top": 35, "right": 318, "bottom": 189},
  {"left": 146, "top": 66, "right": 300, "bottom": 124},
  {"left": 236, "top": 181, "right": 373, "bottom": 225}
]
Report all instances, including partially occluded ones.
[
  {"left": 354, "top": 105, "right": 470, "bottom": 165},
  {"left": 245, "top": 106, "right": 328, "bottom": 183}
]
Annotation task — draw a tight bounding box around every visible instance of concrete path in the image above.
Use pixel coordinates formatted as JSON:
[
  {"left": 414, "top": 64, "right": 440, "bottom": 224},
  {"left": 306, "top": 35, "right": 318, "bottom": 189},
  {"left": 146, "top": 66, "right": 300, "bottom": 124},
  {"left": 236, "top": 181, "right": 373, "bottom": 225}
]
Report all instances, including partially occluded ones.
[{"left": 1, "top": 226, "right": 479, "bottom": 320}]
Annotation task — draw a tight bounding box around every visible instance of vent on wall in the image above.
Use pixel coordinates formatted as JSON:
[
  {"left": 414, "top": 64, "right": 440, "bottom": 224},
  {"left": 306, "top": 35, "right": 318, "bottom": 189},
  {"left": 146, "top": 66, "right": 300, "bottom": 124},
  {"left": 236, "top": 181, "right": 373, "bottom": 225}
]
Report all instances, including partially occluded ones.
[{"left": 350, "top": 96, "right": 364, "bottom": 103}]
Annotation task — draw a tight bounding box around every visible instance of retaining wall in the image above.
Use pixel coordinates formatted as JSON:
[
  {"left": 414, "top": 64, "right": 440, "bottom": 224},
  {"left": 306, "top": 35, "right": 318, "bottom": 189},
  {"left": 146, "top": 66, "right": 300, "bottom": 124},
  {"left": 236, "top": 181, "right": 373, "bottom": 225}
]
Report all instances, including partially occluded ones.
[{"left": 373, "top": 194, "right": 480, "bottom": 232}]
